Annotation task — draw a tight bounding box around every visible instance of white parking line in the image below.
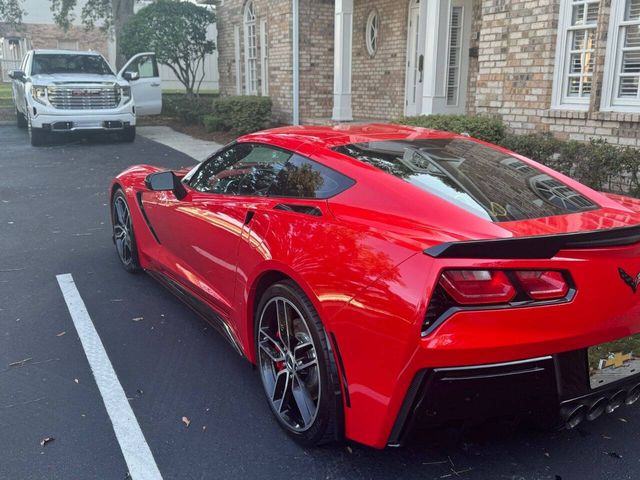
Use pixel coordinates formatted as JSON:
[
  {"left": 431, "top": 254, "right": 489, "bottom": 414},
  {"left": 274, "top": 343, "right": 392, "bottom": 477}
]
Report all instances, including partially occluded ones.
[{"left": 56, "top": 273, "right": 163, "bottom": 480}]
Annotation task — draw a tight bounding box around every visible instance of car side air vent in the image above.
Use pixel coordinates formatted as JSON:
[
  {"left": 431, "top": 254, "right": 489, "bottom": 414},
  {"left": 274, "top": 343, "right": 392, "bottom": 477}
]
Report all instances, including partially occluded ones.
[
  {"left": 274, "top": 204, "right": 322, "bottom": 217},
  {"left": 423, "top": 286, "right": 455, "bottom": 336}
]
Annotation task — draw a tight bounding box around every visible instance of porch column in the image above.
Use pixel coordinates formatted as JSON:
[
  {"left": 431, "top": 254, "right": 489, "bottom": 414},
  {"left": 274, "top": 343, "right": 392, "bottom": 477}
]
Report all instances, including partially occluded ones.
[
  {"left": 421, "top": 0, "right": 448, "bottom": 114},
  {"left": 332, "top": 0, "right": 353, "bottom": 121}
]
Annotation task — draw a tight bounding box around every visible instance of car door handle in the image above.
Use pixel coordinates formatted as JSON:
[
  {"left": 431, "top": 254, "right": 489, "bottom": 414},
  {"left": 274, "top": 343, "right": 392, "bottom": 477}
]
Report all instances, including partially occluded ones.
[{"left": 150, "top": 82, "right": 160, "bottom": 87}]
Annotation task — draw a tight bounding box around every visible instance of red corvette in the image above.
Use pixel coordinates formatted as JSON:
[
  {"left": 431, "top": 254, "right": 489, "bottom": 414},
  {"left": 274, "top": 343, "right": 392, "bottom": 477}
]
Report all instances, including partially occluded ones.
[{"left": 110, "top": 124, "right": 640, "bottom": 448}]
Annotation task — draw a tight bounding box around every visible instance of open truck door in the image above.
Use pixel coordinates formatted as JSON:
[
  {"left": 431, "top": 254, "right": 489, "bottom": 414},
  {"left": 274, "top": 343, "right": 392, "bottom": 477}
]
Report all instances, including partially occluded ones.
[{"left": 119, "top": 52, "right": 162, "bottom": 115}]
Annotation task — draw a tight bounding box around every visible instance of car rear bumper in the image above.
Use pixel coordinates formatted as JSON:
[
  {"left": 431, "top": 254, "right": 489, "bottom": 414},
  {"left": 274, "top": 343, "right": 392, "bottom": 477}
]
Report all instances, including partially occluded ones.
[{"left": 387, "top": 350, "right": 640, "bottom": 446}]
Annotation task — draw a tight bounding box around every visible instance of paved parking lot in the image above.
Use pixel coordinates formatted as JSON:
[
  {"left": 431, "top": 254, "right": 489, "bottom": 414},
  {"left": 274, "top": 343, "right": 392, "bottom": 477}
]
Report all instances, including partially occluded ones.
[{"left": 2, "top": 125, "right": 640, "bottom": 480}]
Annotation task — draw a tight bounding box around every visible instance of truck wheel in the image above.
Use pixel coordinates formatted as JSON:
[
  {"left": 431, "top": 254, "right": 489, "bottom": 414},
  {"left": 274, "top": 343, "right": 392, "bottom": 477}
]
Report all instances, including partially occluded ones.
[
  {"left": 16, "top": 109, "right": 27, "bottom": 129},
  {"left": 121, "top": 126, "right": 136, "bottom": 143}
]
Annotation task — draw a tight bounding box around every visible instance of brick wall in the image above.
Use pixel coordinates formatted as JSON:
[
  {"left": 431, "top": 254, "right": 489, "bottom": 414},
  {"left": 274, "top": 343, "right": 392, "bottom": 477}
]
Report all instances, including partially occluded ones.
[
  {"left": 298, "top": 0, "right": 334, "bottom": 121},
  {"left": 217, "top": 0, "right": 333, "bottom": 124},
  {"left": 473, "top": 0, "right": 640, "bottom": 147},
  {"left": 0, "top": 23, "right": 109, "bottom": 57},
  {"left": 351, "top": 0, "right": 408, "bottom": 119}
]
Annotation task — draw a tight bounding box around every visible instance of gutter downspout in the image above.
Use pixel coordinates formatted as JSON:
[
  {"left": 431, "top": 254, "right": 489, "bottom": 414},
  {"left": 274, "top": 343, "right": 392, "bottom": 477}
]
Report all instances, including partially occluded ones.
[{"left": 292, "top": 0, "right": 300, "bottom": 125}]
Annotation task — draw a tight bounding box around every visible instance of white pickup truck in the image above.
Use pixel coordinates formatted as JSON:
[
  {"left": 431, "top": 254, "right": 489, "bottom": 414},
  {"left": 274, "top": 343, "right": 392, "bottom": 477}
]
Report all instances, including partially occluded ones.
[{"left": 9, "top": 49, "right": 162, "bottom": 146}]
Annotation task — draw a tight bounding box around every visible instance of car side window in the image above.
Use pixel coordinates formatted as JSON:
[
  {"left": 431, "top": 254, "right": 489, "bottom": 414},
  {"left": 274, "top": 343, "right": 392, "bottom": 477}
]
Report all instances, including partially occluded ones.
[
  {"left": 127, "top": 55, "right": 158, "bottom": 78},
  {"left": 189, "top": 143, "right": 291, "bottom": 196},
  {"left": 269, "top": 154, "right": 355, "bottom": 199}
]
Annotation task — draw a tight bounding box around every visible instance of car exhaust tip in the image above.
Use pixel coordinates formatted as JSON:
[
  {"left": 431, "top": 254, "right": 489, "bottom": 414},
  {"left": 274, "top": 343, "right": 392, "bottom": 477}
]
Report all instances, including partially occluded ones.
[
  {"left": 586, "top": 398, "right": 607, "bottom": 422},
  {"left": 564, "top": 405, "right": 586, "bottom": 429},
  {"left": 625, "top": 385, "right": 640, "bottom": 405},
  {"left": 606, "top": 391, "right": 627, "bottom": 414}
]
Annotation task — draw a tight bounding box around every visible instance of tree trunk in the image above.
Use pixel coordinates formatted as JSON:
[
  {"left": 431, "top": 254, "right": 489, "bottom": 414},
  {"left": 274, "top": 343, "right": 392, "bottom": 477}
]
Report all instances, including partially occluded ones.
[{"left": 112, "top": 0, "right": 134, "bottom": 69}]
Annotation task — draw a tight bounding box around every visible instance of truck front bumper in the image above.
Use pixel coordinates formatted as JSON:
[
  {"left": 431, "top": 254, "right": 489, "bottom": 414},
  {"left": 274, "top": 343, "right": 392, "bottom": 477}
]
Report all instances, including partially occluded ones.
[{"left": 30, "top": 104, "right": 136, "bottom": 131}]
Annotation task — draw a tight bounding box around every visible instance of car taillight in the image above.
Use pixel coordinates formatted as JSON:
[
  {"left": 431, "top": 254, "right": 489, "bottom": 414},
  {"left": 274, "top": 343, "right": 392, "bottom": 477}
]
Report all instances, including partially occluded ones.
[
  {"left": 514, "top": 270, "right": 569, "bottom": 300},
  {"left": 440, "top": 270, "right": 516, "bottom": 305}
]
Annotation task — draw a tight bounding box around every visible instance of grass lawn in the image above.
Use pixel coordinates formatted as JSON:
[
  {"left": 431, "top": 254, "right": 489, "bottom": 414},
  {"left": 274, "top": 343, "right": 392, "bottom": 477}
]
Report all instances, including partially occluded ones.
[{"left": 0, "top": 82, "right": 15, "bottom": 109}]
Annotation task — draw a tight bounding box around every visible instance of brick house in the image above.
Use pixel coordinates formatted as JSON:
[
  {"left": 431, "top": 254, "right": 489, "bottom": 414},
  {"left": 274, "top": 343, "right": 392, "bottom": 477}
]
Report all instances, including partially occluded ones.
[{"left": 216, "top": 0, "right": 640, "bottom": 147}]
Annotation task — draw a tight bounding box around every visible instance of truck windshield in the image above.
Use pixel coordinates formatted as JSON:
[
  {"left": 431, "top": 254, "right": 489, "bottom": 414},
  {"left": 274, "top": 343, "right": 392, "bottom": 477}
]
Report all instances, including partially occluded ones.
[{"left": 31, "top": 54, "right": 114, "bottom": 75}]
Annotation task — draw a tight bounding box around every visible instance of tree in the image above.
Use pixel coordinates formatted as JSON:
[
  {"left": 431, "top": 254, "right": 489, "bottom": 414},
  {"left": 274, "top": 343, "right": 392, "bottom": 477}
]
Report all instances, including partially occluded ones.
[
  {"left": 0, "top": 0, "right": 24, "bottom": 25},
  {"left": 49, "top": 0, "right": 134, "bottom": 69},
  {"left": 120, "top": 0, "right": 215, "bottom": 96}
]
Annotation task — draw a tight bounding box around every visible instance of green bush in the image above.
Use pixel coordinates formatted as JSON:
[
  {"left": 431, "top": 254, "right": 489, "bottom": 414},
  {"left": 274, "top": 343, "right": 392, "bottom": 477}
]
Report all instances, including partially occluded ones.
[
  {"left": 203, "top": 115, "right": 226, "bottom": 132},
  {"left": 392, "top": 114, "right": 506, "bottom": 144},
  {"left": 394, "top": 114, "right": 640, "bottom": 197},
  {"left": 162, "top": 94, "right": 215, "bottom": 125},
  {"left": 209, "top": 96, "right": 273, "bottom": 134},
  {"left": 502, "top": 133, "right": 640, "bottom": 196}
]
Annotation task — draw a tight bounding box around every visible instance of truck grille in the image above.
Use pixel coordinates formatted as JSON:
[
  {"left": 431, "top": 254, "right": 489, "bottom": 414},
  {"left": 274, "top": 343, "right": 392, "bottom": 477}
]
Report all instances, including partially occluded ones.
[{"left": 47, "top": 85, "right": 121, "bottom": 110}]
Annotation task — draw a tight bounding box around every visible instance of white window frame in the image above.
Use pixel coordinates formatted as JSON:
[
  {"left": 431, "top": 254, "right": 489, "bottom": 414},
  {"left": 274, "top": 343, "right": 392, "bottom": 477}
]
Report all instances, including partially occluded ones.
[
  {"left": 234, "top": 25, "right": 242, "bottom": 95},
  {"left": 601, "top": 0, "right": 640, "bottom": 111},
  {"left": 260, "top": 19, "right": 269, "bottom": 96},
  {"left": 551, "top": 0, "right": 599, "bottom": 111},
  {"left": 243, "top": 1, "right": 258, "bottom": 95}
]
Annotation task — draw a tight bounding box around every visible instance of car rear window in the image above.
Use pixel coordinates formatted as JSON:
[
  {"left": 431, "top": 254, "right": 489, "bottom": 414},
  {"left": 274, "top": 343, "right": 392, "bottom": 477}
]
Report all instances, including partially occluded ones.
[{"left": 334, "top": 138, "right": 598, "bottom": 222}]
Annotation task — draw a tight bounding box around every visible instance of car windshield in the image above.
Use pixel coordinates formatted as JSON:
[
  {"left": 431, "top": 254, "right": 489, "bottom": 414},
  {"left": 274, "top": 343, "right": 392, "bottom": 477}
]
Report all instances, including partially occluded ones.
[
  {"left": 334, "top": 138, "right": 598, "bottom": 222},
  {"left": 31, "top": 54, "right": 114, "bottom": 75}
]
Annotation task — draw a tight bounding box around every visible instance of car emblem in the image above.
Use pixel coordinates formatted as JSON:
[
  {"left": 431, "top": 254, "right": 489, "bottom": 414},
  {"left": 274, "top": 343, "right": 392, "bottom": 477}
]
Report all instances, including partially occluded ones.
[{"left": 618, "top": 267, "right": 640, "bottom": 294}]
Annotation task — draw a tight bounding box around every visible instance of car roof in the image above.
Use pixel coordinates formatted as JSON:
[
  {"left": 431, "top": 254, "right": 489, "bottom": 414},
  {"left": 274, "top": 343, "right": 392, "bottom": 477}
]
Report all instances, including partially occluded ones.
[
  {"left": 239, "top": 123, "right": 461, "bottom": 149},
  {"left": 31, "top": 49, "right": 102, "bottom": 56}
]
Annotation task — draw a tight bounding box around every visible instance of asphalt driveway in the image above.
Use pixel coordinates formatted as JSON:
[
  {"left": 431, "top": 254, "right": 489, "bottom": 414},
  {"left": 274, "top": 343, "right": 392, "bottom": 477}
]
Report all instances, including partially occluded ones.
[{"left": 1, "top": 125, "right": 640, "bottom": 480}]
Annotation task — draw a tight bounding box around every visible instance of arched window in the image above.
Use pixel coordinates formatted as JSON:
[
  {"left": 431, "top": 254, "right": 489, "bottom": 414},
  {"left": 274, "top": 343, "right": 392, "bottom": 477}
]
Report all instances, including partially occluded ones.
[
  {"left": 365, "top": 10, "right": 380, "bottom": 56},
  {"left": 243, "top": 1, "right": 257, "bottom": 95}
]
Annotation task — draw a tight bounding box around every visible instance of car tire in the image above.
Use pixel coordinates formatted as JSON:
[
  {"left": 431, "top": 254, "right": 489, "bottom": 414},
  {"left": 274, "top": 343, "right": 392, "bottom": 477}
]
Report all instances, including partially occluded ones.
[
  {"left": 111, "top": 189, "right": 142, "bottom": 273},
  {"left": 255, "top": 280, "right": 344, "bottom": 446},
  {"left": 121, "top": 126, "right": 136, "bottom": 143},
  {"left": 16, "top": 109, "right": 27, "bottom": 129}
]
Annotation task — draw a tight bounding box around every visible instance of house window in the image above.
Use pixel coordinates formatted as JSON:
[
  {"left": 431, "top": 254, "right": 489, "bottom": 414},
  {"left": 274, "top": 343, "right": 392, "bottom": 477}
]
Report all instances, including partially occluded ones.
[
  {"left": 365, "top": 10, "right": 380, "bottom": 57},
  {"left": 57, "top": 39, "right": 79, "bottom": 50},
  {"left": 243, "top": 1, "right": 257, "bottom": 95},
  {"left": 602, "top": 0, "right": 640, "bottom": 110},
  {"left": 552, "top": 0, "right": 599, "bottom": 109},
  {"left": 260, "top": 19, "right": 269, "bottom": 95},
  {"left": 446, "top": 6, "right": 463, "bottom": 106}
]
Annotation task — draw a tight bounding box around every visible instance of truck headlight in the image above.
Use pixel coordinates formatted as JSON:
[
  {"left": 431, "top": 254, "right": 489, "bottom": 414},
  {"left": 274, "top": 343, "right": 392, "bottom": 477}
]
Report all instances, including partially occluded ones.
[
  {"left": 121, "top": 85, "right": 132, "bottom": 104},
  {"left": 31, "top": 86, "right": 47, "bottom": 105}
]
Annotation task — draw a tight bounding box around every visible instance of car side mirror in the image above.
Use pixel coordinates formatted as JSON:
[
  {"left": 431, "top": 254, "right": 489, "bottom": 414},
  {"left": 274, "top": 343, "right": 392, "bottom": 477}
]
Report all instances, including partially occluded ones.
[
  {"left": 122, "top": 71, "right": 140, "bottom": 81},
  {"left": 8, "top": 70, "right": 25, "bottom": 81},
  {"left": 145, "top": 171, "right": 187, "bottom": 199}
]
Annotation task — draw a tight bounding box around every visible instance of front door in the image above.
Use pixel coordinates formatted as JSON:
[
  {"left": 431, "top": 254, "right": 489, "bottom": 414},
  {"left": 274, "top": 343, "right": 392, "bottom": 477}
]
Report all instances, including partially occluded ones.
[
  {"left": 142, "top": 143, "right": 291, "bottom": 322},
  {"left": 405, "top": 0, "right": 423, "bottom": 116}
]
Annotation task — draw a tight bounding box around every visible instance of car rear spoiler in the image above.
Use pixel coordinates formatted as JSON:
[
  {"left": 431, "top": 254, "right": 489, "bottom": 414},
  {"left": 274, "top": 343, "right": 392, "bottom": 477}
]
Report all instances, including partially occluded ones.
[{"left": 424, "top": 224, "right": 640, "bottom": 259}]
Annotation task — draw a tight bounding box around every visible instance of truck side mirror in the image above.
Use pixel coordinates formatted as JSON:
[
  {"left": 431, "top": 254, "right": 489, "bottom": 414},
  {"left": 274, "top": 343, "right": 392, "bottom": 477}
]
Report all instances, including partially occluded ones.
[
  {"left": 8, "top": 70, "right": 25, "bottom": 81},
  {"left": 122, "top": 71, "right": 140, "bottom": 81}
]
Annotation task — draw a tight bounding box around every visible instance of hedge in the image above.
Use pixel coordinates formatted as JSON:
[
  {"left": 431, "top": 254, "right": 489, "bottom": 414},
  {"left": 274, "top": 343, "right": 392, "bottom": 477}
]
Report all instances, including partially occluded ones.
[
  {"left": 204, "top": 96, "right": 272, "bottom": 135},
  {"left": 162, "top": 94, "right": 217, "bottom": 125},
  {"left": 393, "top": 114, "right": 640, "bottom": 197},
  {"left": 391, "top": 114, "right": 506, "bottom": 145}
]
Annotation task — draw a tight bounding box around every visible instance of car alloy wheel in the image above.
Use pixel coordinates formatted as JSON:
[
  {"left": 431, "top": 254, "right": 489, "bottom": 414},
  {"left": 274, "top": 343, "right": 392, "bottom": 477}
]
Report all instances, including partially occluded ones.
[
  {"left": 258, "top": 296, "right": 321, "bottom": 432},
  {"left": 111, "top": 190, "right": 141, "bottom": 272}
]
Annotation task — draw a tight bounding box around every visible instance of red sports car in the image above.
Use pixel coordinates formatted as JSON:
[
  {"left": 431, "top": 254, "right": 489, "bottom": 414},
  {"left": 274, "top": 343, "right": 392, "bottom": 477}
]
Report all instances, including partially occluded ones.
[{"left": 110, "top": 124, "right": 640, "bottom": 449}]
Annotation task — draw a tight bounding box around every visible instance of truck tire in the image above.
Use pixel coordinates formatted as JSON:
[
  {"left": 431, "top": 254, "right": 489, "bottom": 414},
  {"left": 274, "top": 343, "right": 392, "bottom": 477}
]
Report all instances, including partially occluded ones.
[
  {"left": 121, "top": 126, "right": 136, "bottom": 143},
  {"left": 16, "top": 109, "right": 27, "bottom": 129},
  {"left": 29, "top": 127, "right": 48, "bottom": 147}
]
